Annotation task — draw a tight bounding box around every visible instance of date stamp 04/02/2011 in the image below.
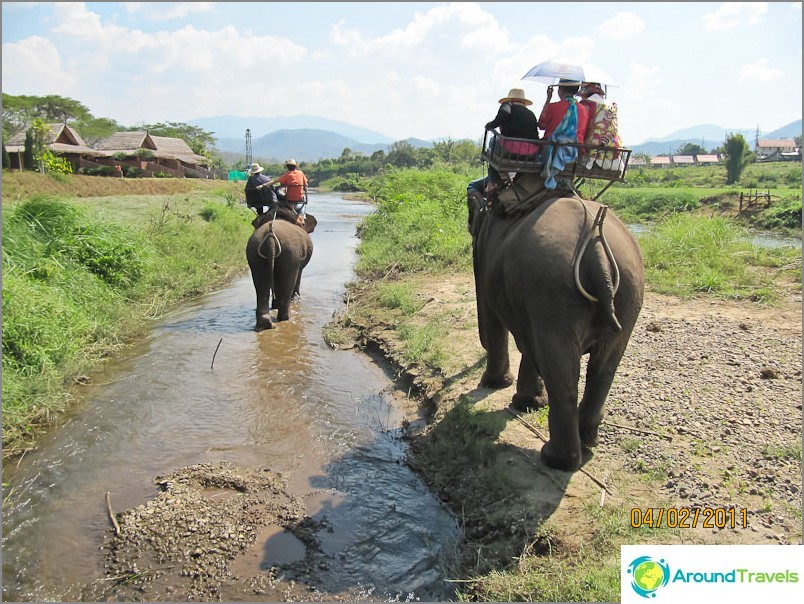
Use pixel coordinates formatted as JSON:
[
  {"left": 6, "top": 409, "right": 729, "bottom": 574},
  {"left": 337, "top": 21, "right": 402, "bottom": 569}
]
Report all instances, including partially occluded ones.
[{"left": 630, "top": 507, "right": 749, "bottom": 530}]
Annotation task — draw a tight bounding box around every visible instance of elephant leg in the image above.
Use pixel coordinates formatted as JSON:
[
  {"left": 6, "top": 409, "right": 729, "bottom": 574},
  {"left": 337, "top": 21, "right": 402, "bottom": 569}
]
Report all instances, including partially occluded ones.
[
  {"left": 511, "top": 351, "right": 547, "bottom": 412},
  {"left": 274, "top": 265, "right": 298, "bottom": 322},
  {"left": 292, "top": 270, "right": 302, "bottom": 301},
  {"left": 479, "top": 309, "right": 513, "bottom": 389},
  {"left": 578, "top": 338, "right": 629, "bottom": 448},
  {"left": 539, "top": 347, "right": 583, "bottom": 471},
  {"left": 248, "top": 260, "right": 275, "bottom": 331}
]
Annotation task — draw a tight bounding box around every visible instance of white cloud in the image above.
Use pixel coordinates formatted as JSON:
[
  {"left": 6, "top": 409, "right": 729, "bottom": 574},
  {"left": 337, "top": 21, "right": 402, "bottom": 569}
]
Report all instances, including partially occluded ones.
[
  {"left": 329, "top": 2, "right": 515, "bottom": 57},
  {"left": 703, "top": 2, "right": 768, "bottom": 31},
  {"left": 1, "top": 36, "right": 76, "bottom": 94},
  {"left": 736, "top": 58, "right": 784, "bottom": 83},
  {"left": 596, "top": 11, "right": 646, "bottom": 40},
  {"left": 122, "top": 2, "right": 215, "bottom": 20}
]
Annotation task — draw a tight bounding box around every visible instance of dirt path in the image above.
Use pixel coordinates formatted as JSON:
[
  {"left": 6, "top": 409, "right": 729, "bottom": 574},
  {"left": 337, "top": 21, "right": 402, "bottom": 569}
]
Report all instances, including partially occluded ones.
[{"left": 84, "top": 274, "right": 801, "bottom": 601}]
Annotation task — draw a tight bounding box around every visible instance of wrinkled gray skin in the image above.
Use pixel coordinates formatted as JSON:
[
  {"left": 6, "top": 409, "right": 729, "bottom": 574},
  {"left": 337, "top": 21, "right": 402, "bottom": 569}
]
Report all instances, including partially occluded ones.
[
  {"left": 467, "top": 192, "right": 644, "bottom": 471},
  {"left": 246, "top": 219, "right": 313, "bottom": 331}
]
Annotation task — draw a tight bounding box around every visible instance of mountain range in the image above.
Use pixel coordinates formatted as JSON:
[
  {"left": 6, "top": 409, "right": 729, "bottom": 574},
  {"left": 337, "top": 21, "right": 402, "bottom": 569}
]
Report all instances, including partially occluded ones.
[{"left": 190, "top": 114, "right": 802, "bottom": 163}]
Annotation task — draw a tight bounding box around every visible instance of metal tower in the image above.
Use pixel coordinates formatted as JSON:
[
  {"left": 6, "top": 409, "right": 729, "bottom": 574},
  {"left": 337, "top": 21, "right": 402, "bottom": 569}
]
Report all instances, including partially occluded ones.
[{"left": 245, "top": 129, "right": 252, "bottom": 166}]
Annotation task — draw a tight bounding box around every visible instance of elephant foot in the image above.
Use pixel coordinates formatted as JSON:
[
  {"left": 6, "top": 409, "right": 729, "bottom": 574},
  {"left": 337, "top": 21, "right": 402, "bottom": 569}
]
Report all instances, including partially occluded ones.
[
  {"left": 276, "top": 312, "right": 290, "bottom": 322},
  {"left": 540, "top": 440, "right": 581, "bottom": 472},
  {"left": 255, "top": 314, "right": 274, "bottom": 331},
  {"left": 510, "top": 392, "right": 547, "bottom": 413},
  {"left": 579, "top": 413, "right": 603, "bottom": 448},
  {"left": 580, "top": 425, "right": 600, "bottom": 449},
  {"left": 480, "top": 370, "right": 514, "bottom": 390}
]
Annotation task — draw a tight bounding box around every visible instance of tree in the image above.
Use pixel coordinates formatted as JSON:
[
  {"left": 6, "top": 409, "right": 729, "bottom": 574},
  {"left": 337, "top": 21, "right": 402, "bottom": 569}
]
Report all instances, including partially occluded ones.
[
  {"left": 723, "top": 133, "right": 750, "bottom": 185},
  {"left": 133, "top": 122, "right": 215, "bottom": 156},
  {"left": 676, "top": 142, "right": 707, "bottom": 156},
  {"left": 2, "top": 93, "right": 36, "bottom": 137},
  {"left": 29, "top": 118, "right": 52, "bottom": 173},
  {"left": 23, "top": 129, "right": 34, "bottom": 170},
  {"left": 31, "top": 95, "right": 90, "bottom": 123},
  {"left": 74, "top": 116, "right": 122, "bottom": 147},
  {"left": 386, "top": 140, "right": 417, "bottom": 168}
]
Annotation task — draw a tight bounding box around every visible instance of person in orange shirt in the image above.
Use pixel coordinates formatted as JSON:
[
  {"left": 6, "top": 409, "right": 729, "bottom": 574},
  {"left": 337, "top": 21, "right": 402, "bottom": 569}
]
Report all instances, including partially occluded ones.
[
  {"left": 538, "top": 79, "right": 590, "bottom": 143},
  {"left": 266, "top": 159, "right": 308, "bottom": 221}
]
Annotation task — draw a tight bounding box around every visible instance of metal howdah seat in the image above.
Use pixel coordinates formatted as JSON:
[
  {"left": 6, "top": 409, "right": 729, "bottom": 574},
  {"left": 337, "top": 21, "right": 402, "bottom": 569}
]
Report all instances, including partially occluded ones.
[{"left": 481, "top": 130, "right": 632, "bottom": 199}]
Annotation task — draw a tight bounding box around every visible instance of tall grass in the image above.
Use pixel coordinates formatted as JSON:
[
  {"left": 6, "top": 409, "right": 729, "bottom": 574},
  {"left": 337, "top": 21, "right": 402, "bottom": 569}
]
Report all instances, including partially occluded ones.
[
  {"left": 2, "top": 193, "right": 253, "bottom": 455},
  {"left": 638, "top": 213, "right": 800, "bottom": 301},
  {"left": 355, "top": 167, "right": 473, "bottom": 276}
]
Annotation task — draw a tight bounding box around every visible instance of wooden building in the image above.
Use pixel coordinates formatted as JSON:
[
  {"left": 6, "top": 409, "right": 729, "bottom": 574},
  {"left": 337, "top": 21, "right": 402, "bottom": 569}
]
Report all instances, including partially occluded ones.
[{"left": 4, "top": 123, "right": 109, "bottom": 171}]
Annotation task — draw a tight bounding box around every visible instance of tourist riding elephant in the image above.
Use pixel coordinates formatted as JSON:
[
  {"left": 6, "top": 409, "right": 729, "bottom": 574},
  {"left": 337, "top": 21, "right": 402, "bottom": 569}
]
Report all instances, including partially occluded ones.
[
  {"left": 467, "top": 179, "right": 644, "bottom": 471},
  {"left": 246, "top": 214, "right": 313, "bottom": 331}
]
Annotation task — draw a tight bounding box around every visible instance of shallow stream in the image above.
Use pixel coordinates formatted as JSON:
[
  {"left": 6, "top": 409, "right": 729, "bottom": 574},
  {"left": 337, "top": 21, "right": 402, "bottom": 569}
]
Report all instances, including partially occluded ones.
[{"left": 1, "top": 193, "right": 459, "bottom": 601}]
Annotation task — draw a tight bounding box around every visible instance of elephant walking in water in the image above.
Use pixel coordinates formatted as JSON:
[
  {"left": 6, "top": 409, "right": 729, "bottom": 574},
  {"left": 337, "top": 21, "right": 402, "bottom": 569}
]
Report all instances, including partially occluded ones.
[
  {"left": 246, "top": 213, "right": 313, "bottom": 331},
  {"left": 467, "top": 183, "right": 644, "bottom": 471}
]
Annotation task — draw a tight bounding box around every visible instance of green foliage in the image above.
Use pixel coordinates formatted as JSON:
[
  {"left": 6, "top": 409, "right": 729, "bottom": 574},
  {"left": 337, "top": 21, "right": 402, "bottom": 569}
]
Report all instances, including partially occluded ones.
[
  {"left": 73, "top": 116, "right": 122, "bottom": 147},
  {"left": 2, "top": 192, "right": 253, "bottom": 454},
  {"left": 604, "top": 188, "right": 701, "bottom": 222},
  {"left": 638, "top": 213, "right": 798, "bottom": 300},
  {"left": 755, "top": 197, "right": 802, "bottom": 230},
  {"left": 724, "top": 133, "right": 750, "bottom": 184},
  {"left": 354, "top": 168, "right": 472, "bottom": 276},
  {"left": 376, "top": 282, "right": 425, "bottom": 315},
  {"left": 40, "top": 149, "right": 73, "bottom": 175},
  {"left": 133, "top": 121, "right": 215, "bottom": 156}
]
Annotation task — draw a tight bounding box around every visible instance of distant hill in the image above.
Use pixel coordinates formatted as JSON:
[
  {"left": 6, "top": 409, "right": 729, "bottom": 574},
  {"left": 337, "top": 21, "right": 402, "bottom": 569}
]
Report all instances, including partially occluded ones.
[
  {"left": 630, "top": 119, "right": 801, "bottom": 156},
  {"left": 213, "top": 128, "right": 436, "bottom": 163},
  {"left": 189, "top": 114, "right": 394, "bottom": 144},
  {"left": 196, "top": 112, "right": 801, "bottom": 161}
]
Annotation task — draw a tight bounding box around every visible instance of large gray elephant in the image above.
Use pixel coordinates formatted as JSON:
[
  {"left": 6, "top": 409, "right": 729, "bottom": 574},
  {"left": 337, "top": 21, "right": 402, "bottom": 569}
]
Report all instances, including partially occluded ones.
[
  {"left": 467, "top": 177, "right": 644, "bottom": 471},
  {"left": 246, "top": 213, "right": 313, "bottom": 331}
]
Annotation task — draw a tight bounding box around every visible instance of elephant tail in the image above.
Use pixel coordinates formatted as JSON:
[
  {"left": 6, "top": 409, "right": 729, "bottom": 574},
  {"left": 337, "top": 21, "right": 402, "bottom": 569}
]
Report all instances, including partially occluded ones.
[
  {"left": 257, "top": 223, "right": 282, "bottom": 260},
  {"left": 574, "top": 207, "right": 622, "bottom": 332}
]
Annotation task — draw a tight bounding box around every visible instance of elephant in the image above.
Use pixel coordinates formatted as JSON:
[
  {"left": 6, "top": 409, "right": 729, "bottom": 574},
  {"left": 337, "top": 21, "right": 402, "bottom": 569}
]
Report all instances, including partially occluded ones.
[
  {"left": 246, "top": 212, "right": 313, "bottom": 331},
  {"left": 467, "top": 176, "right": 644, "bottom": 471}
]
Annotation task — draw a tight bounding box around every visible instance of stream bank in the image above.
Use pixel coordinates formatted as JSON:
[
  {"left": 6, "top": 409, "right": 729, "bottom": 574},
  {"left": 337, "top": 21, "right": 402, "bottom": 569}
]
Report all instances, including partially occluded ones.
[{"left": 327, "top": 269, "right": 802, "bottom": 601}]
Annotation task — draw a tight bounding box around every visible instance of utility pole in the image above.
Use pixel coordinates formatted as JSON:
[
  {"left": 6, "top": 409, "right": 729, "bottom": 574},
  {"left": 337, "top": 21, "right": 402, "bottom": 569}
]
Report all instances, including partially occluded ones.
[{"left": 245, "top": 129, "right": 252, "bottom": 167}]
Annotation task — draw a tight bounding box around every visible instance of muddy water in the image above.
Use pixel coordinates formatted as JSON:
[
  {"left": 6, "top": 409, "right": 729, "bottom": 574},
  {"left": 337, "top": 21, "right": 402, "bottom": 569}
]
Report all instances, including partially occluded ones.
[{"left": 1, "top": 193, "right": 459, "bottom": 601}]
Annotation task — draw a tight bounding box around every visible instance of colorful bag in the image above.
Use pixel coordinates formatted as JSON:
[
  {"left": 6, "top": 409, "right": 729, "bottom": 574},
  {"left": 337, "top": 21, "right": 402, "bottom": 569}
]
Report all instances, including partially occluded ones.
[{"left": 585, "top": 101, "right": 622, "bottom": 165}]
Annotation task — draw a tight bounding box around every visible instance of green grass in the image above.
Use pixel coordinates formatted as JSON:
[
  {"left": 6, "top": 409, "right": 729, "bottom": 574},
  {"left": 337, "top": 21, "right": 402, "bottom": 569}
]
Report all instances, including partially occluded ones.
[
  {"left": 2, "top": 193, "right": 253, "bottom": 455},
  {"left": 355, "top": 167, "right": 473, "bottom": 277},
  {"left": 637, "top": 213, "right": 800, "bottom": 301}
]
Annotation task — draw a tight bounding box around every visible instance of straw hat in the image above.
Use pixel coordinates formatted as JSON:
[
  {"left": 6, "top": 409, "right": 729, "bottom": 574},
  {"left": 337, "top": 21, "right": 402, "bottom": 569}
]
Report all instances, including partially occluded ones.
[
  {"left": 247, "top": 162, "right": 264, "bottom": 175},
  {"left": 284, "top": 158, "right": 298, "bottom": 167},
  {"left": 498, "top": 88, "right": 532, "bottom": 106}
]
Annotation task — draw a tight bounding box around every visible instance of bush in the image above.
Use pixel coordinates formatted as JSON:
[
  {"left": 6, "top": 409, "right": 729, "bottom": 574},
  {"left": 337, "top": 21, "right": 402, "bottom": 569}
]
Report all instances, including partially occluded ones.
[{"left": 82, "top": 166, "right": 121, "bottom": 177}]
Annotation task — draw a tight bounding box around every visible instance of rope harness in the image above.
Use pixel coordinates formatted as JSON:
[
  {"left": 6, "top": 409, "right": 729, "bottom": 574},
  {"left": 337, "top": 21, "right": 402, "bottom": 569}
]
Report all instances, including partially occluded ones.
[
  {"left": 573, "top": 201, "right": 620, "bottom": 303},
  {"left": 256, "top": 209, "right": 282, "bottom": 260}
]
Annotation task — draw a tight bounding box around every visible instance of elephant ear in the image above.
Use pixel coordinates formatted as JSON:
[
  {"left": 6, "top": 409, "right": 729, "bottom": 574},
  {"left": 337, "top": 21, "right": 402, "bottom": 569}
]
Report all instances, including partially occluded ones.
[{"left": 303, "top": 214, "right": 317, "bottom": 234}]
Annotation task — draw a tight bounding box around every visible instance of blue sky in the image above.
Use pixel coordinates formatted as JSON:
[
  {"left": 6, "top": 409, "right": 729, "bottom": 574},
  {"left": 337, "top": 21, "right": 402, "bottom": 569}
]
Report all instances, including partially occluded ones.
[{"left": 2, "top": 2, "right": 802, "bottom": 145}]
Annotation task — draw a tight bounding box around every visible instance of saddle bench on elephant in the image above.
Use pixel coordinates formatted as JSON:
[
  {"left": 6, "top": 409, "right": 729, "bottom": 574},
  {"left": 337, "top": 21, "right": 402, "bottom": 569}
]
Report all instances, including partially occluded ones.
[{"left": 251, "top": 205, "right": 317, "bottom": 234}]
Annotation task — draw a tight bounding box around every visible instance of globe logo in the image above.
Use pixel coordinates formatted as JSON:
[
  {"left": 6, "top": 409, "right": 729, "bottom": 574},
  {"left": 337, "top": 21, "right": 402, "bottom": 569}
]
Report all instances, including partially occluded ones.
[{"left": 627, "top": 556, "right": 670, "bottom": 598}]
